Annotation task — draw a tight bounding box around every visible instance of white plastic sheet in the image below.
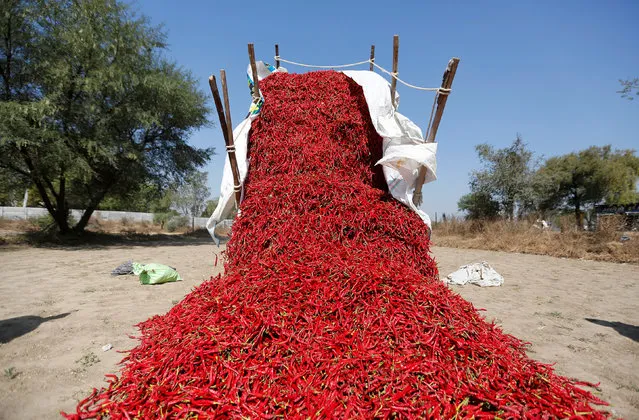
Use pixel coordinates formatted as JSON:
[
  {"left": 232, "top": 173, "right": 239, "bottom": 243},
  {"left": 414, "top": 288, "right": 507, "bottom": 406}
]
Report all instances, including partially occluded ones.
[
  {"left": 206, "top": 116, "right": 254, "bottom": 235},
  {"left": 206, "top": 66, "right": 438, "bottom": 240},
  {"left": 344, "top": 70, "right": 437, "bottom": 227},
  {"left": 445, "top": 262, "right": 504, "bottom": 287}
]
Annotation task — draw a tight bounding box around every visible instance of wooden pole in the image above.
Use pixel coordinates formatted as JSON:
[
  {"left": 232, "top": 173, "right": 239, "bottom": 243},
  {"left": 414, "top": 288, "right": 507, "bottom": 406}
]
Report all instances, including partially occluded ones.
[
  {"left": 220, "top": 70, "right": 242, "bottom": 206},
  {"left": 275, "top": 44, "right": 280, "bottom": 69},
  {"left": 412, "top": 57, "right": 461, "bottom": 207},
  {"left": 220, "top": 70, "right": 233, "bottom": 138},
  {"left": 426, "top": 58, "right": 460, "bottom": 141},
  {"left": 369, "top": 45, "right": 375, "bottom": 71},
  {"left": 208, "top": 75, "right": 229, "bottom": 146},
  {"left": 208, "top": 74, "right": 242, "bottom": 206},
  {"left": 248, "top": 43, "right": 260, "bottom": 101},
  {"left": 390, "top": 35, "right": 399, "bottom": 105}
]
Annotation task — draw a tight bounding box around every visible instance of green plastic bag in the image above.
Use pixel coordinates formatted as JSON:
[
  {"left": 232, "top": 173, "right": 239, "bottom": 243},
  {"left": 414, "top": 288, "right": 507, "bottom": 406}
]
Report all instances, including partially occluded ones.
[{"left": 132, "top": 263, "right": 182, "bottom": 285}]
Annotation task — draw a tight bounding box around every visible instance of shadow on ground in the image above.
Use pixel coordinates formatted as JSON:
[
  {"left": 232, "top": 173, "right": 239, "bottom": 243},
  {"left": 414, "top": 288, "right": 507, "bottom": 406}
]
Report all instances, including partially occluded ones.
[
  {"left": 1, "top": 229, "right": 229, "bottom": 250},
  {"left": 586, "top": 318, "right": 639, "bottom": 342},
  {"left": 0, "top": 313, "right": 71, "bottom": 344}
]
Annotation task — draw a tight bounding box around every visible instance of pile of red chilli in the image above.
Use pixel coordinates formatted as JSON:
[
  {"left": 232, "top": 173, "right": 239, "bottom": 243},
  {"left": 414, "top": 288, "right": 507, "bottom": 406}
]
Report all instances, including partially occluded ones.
[{"left": 64, "top": 71, "right": 609, "bottom": 419}]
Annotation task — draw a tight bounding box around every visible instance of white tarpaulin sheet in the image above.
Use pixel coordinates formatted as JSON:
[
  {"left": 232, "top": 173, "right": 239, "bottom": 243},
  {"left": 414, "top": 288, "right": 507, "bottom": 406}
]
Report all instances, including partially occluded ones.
[
  {"left": 206, "top": 65, "right": 438, "bottom": 240},
  {"left": 343, "top": 70, "right": 437, "bottom": 226},
  {"left": 445, "top": 262, "right": 504, "bottom": 287}
]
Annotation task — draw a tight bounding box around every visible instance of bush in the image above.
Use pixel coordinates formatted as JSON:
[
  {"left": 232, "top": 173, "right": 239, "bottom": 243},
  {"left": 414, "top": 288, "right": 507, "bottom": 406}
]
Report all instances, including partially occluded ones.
[
  {"left": 30, "top": 213, "right": 76, "bottom": 233},
  {"left": 87, "top": 215, "right": 102, "bottom": 230},
  {"left": 34, "top": 214, "right": 57, "bottom": 232},
  {"left": 431, "top": 217, "right": 639, "bottom": 263},
  {"left": 595, "top": 214, "right": 626, "bottom": 242},
  {"left": 166, "top": 215, "right": 189, "bottom": 232},
  {"left": 153, "top": 211, "right": 178, "bottom": 229}
]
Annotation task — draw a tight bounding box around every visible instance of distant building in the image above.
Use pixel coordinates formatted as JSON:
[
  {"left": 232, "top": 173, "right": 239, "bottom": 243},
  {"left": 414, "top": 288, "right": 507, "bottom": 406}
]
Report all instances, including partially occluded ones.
[{"left": 594, "top": 203, "right": 639, "bottom": 231}]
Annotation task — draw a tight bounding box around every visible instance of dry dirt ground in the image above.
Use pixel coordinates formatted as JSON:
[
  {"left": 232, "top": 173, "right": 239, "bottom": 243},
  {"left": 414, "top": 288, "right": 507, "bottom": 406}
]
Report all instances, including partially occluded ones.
[{"left": 0, "top": 242, "right": 637, "bottom": 419}]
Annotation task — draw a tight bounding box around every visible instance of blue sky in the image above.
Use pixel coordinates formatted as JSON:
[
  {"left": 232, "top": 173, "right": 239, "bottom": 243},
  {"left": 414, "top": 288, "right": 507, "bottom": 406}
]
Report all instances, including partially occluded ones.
[{"left": 137, "top": 0, "right": 638, "bottom": 218}]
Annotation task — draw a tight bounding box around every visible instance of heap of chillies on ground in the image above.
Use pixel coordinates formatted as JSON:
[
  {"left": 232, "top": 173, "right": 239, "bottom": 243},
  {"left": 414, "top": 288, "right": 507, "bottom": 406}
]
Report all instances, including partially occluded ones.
[{"left": 64, "top": 71, "right": 608, "bottom": 419}]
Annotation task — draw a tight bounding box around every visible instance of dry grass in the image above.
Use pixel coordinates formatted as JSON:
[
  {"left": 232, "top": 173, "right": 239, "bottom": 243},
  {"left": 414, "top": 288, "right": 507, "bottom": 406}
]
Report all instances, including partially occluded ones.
[
  {"left": 0, "top": 218, "right": 42, "bottom": 233},
  {"left": 85, "top": 217, "right": 172, "bottom": 235},
  {"left": 3, "top": 214, "right": 636, "bottom": 263},
  {"left": 432, "top": 215, "right": 639, "bottom": 264},
  {"left": 0, "top": 215, "right": 194, "bottom": 246},
  {"left": 0, "top": 214, "right": 194, "bottom": 236}
]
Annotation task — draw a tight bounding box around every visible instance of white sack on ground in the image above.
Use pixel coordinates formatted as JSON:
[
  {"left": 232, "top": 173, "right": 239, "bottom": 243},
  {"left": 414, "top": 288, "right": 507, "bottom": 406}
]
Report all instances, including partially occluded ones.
[
  {"left": 445, "top": 262, "right": 504, "bottom": 287},
  {"left": 207, "top": 66, "right": 438, "bottom": 241}
]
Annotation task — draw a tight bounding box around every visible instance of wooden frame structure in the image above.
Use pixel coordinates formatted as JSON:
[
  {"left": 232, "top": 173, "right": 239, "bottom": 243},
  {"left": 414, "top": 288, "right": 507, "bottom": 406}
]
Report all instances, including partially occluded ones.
[
  {"left": 208, "top": 36, "right": 459, "bottom": 210},
  {"left": 208, "top": 73, "right": 241, "bottom": 206},
  {"left": 413, "top": 57, "right": 460, "bottom": 206},
  {"left": 390, "top": 35, "right": 399, "bottom": 105}
]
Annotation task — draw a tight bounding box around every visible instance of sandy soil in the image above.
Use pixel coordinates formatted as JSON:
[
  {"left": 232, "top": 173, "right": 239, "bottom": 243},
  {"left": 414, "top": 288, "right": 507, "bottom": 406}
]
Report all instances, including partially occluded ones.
[
  {"left": 0, "top": 242, "right": 637, "bottom": 419},
  {"left": 434, "top": 248, "right": 638, "bottom": 419}
]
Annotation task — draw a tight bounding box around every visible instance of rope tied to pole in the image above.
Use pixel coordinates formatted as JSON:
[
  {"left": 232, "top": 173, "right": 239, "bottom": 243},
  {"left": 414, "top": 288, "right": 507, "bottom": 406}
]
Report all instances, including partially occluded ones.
[
  {"left": 275, "top": 55, "right": 453, "bottom": 95},
  {"left": 275, "top": 56, "right": 371, "bottom": 69}
]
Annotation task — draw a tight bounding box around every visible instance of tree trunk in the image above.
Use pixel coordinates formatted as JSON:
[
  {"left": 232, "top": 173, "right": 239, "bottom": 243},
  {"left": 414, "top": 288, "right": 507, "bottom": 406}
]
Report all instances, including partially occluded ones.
[
  {"left": 574, "top": 198, "right": 582, "bottom": 230},
  {"left": 74, "top": 205, "right": 96, "bottom": 233},
  {"left": 54, "top": 174, "right": 71, "bottom": 233},
  {"left": 73, "top": 186, "right": 113, "bottom": 233},
  {"left": 30, "top": 177, "right": 70, "bottom": 233},
  {"left": 506, "top": 203, "right": 514, "bottom": 220},
  {"left": 53, "top": 208, "right": 71, "bottom": 233}
]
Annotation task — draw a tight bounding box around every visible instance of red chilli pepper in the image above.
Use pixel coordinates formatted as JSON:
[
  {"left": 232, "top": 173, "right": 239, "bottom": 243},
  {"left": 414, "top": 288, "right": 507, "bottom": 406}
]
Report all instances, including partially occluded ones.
[{"left": 62, "top": 71, "right": 610, "bottom": 420}]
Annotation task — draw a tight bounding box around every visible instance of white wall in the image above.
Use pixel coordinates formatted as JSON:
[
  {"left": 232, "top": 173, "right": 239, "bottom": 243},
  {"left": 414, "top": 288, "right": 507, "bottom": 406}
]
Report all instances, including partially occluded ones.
[{"left": 0, "top": 207, "right": 210, "bottom": 229}]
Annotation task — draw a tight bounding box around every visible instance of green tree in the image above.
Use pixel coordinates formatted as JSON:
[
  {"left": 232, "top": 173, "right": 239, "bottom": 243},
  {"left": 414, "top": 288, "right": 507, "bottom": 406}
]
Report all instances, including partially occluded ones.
[
  {"left": 604, "top": 149, "right": 639, "bottom": 204},
  {"left": 202, "top": 197, "right": 219, "bottom": 217},
  {"left": 99, "top": 182, "right": 167, "bottom": 213},
  {"left": 0, "top": 0, "right": 212, "bottom": 233},
  {"left": 618, "top": 78, "right": 638, "bottom": 100},
  {"left": 0, "top": 167, "right": 30, "bottom": 206},
  {"left": 535, "top": 146, "right": 639, "bottom": 228},
  {"left": 457, "top": 191, "right": 500, "bottom": 220},
  {"left": 200, "top": 197, "right": 238, "bottom": 220},
  {"left": 470, "top": 135, "right": 537, "bottom": 219},
  {"left": 172, "top": 171, "right": 211, "bottom": 230}
]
